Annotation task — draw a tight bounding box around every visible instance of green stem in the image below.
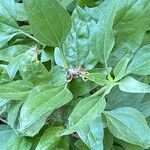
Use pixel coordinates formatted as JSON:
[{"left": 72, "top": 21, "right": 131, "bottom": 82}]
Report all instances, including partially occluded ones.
[{"left": 59, "top": 45, "right": 68, "bottom": 69}]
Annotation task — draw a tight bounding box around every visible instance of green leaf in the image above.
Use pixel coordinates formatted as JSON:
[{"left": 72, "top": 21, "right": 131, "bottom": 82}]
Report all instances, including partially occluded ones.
[
  {"left": 113, "top": 0, "right": 150, "bottom": 54},
  {"left": 41, "top": 47, "right": 54, "bottom": 62},
  {"left": 0, "top": 23, "right": 19, "bottom": 48},
  {"left": 75, "top": 140, "right": 90, "bottom": 150},
  {"left": 0, "top": 98, "right": 9, "bottom": 115},
  {"left": 0, "top": 0, "right": 18, "bottom": 27},
  {"left": 23, "top": 0, "right": 71, "bottom": 47},
  {"left": 60, "top": 0, "right": 74, "bottom": 8},
  {"left": 49, "top": 66, "right": 67, "bottom": 86},
  {"left": 15, "top": 3, "right": 28, "bottom": 21},
  {"left": 119, "top": 76, "right": 150, "bottom": 93},
  {"left": 0, "top": 125, "right": 14, "bottom": 150},
  {"left": 54, "top": 6, "right": 97, "bottom": 69},
  {"left": 103, "top": 129, "right": 114, "bottom": 150},
  {"left": 106, "top": 87, "right": 144, "bottom": 110},
  {"left": 20, "top": 84, "right": 73, "bottom": 134},
  {"left": 19, "top": 61, "right": 51, "bottom": 85},
  {"left": 103, "top": 107, "right": 150, "bottom": 148},
  {"left": 113, "top": 54, "right": 131, "bottom": 81},
  {"left": 116, "top": 139, "right": 144, "bottom": 150},
  {"left": 0, "top": 45, "right": 37, "bottom": 79},
  {"left": 82, "top": 72, "right": 108, "bottom": 86},
  {"left": 7, "top": 135, "right": 33, "bottom": 150},
  {"left": 36, "top": 126, "right": 63, "bottom": 150},
  {"left": 137, "top": 101, "right": 150, "bottom": 118},
  {"left": 0, "top": 80, "right": 33, "bottom": 100},
  {"left": 70, "top": 78, "right": 97, "bottom": 98},
  {"left": 59, "top": 96, "right": 106, "bottom": 135},
  {"left": 77, "top": 117, "right": 104, "bottom": 150},
  {"left": 91, "top": 0, "right": 116, "bottom": 64},
  {"left": 126, "top": 44, "right": 150, "bottom": 75},
  {"left": 7, "top": 101, "right": 23, "bottom": 128}
]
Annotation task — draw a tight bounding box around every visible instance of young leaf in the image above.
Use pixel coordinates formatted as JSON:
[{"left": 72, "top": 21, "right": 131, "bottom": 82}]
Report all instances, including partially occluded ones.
[
  {"left": 36, "top": 126, "right": 63, "bottom": 150},
  {"left": 54, "top": 6, "right": 98, "bottom": 69},
  {"left": 59, "top": 96, "right": 106, "bottom": 135},
  {"left": 91, "top": 0, "right": 116, "bottom": 64},
  {"left": 126, "top": 44, "right": 150, "bottom": 75},
  {"left": 103, "top": 107, "right": 150, "bottom": 149},
  {"left": 119, "top": 76, "right": 150, "bottom": 93},
  {"left": 0, "top": 80, "right": 33, "bottom": 100},
  {"left": 23, "top": 0, "right": 71, "bottom": 47},
  {"left": 77, "top": 117, "right": 104, "bottom": 150},
  {"left": 19, "top": 84, "right": 73, "bottom": 133},
  {"left": 113, "top": 54, "right": 131, "bottom": 81}
]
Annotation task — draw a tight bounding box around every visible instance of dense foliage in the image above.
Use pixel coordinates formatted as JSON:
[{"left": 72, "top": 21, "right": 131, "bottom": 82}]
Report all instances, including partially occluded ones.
[{"left": 0, "top": 0, "right": 150, "bottom": 149}]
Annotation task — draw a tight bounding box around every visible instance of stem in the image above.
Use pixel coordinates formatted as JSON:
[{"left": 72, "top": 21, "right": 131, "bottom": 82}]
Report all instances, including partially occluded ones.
[
  {"left": 91, "top": 86, "right": 106, "bottom": 97},
  {"left": 59, "top": 45, "right": 68, "bottom": 69}
]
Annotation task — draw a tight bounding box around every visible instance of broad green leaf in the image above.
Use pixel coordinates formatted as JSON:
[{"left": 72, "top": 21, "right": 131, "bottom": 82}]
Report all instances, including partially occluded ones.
[
  {"left": 137, "top": 101, "right": 150, "bottom": 118},
  {"left": 0, "top": 80, "right": 33, "bottom": 100},
  {"left": 0, "top": 99, "right": 9, "bottom": 115},
  {"left": 119, "top": 76, "right": 150, "bottom": 93},
  {"left": 54, "top": 6, "right": 97, "bottom": 69},
  {"left": 77, "top": 117, "right": 104, "bottom": 150},
  {"left": 0, "top": 23, "right": 19, "bottom": 48},
  {"left": 82, "top": 72, "right": 108, "bottom": 86},
  {"left": 0, "top": 125, "right": 14, "bottom": 150},
  {"left": 19, "top": 61, "right": 51, "bottom": 85},
  {"left": 7, "top": 135, "right": 33, "bottom": 150},
  {"left": 106, "top": 87, "right": 145, "bottom": 110},
  {"left": 15, "top": 3, "right": 27, "bottom": 21},
  {"left": 113, "top": 54, "right": 131, "bottom": 81},
  {"left": 23, "top": 0, "right": 71, "bottom": 47},
  {"left": 36, "top": 126, "right": 63, "bottom": 150},
  {"left": 0, "top": 0, "right": 18, "bottom": 27},
  {"left": 113, "top": 0, "right": 150, "bottom": 54},
  {"left": 75, "top": 140, "right": 90, "bottom": 150},
  {"left": 19, "top": 111, "right": 52, "bottom": 137},
  {"left": 7, "top": 101, "right": 23, "bottom": 128},
  {"left": 7, "top": 47, "right": 37, "bottom": 79},
  {"left": 0, "top": 45, "right": 37, "bottom": 79},
  {"left": 0, "top": 45, "right": 30, "bottom": 62},
  {"left": 59, "top": 96, "right": 106, "bottom": 135},
  {"left": 91, "top": 0, "right": 116, "bottom": 64},
  {"left": 103, "top": 107, "right": 150, "bottom": 148},
  {"left": 55, "top": 136, "right": 70, "bottom": 150},
  {"left": 0, "top": 0, "right": 21, "bottom": 47},
  {"left": 50, "top": 66, "right": 67, "bottom": 86},
  {"left": 70, "top": 78, "right": 97, "bottom": 98},
  {"left": 116, "top": 139, "right": 144, "bottom": 150},
  {"left": 20, "top": 84, "right": 73, "bottom": 133},
  {"left": 126, "top": 44, "right": 150, "bottom": 75}
]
